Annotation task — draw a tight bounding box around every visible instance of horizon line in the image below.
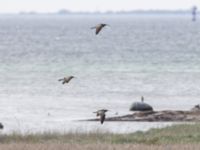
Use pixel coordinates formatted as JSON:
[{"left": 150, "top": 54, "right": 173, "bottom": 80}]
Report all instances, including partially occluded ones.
[{"left": 0, "top": 9, "right": 196, "bottom": 15}]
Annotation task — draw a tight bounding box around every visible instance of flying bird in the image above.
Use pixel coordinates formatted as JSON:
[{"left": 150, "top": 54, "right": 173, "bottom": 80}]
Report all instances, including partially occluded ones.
[
  {"left": 91, "top": 23, "right": 109, "bottom": 35},
  {"left": 58, "top": 76, "right": 75, "bottom": 84},
  {"left": 93, "top": 109, "right": 108, "bottom": 124}
]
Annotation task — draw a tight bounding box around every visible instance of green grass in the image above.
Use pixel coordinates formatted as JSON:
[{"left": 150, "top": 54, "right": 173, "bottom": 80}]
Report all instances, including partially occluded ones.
[{"left": 1, "top": 123, "right": 200, "bottom": 145}]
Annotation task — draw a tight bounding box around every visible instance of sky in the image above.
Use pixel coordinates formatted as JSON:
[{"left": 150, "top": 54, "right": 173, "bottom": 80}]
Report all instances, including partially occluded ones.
[{"left": 0, "top": 0, "right": 199, "bottom": 13}]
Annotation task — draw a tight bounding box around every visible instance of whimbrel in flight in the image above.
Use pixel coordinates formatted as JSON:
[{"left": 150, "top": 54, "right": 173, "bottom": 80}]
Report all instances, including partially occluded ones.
[
  {"left": 93, "top": 109, "right": 108, "bottom": 124},
  {"left": 91, "top": 23, "right": 109, "bottom": 35},
  {"left": 58, "top": 76, "right": 75, "bottom": 84}
]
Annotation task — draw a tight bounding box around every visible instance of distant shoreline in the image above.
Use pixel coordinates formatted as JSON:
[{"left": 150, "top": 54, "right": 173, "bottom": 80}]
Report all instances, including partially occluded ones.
[
  {"left": 0, "top": 10, "right": 197, "bottom": 16},
  {"left": 84, "top": 110, "right": 200, "bottom": 122}
]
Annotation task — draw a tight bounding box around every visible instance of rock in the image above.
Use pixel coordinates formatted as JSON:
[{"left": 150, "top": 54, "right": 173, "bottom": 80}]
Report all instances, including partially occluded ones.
[
  {"left": 83, "top": 105, "right": 200, "bottom": 122},
  {"left": 84, "top": 110, "right": 200, "bottom": 122},
  {"left": 129, "top": 102, "right": 153, "bottom": 111},
  {"left": 0, "top": 123, "right": 3, "bottom": 129},
  {"left": 191, "top": 104, "right": 200, "bottom": 111}
]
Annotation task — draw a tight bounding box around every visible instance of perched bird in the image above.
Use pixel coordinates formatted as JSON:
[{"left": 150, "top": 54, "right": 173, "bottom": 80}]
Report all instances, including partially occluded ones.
[
  {"left": 58, "top": 76, "right": 75, "bottom": 84},
  {"left": 115, "top": 112, "right": 119, "bottom": 115},
  {"left": 192, "top": 6, "right": 198, "bottom": 21},
  {"left": 141, "top": 96, "right": 144, "bottom": 102},
  {"left": 93, "top": 109, "right": 109, "bottom": 124},
  {"left": 91, "top": 23, "right": 109, "bottom": 35}
]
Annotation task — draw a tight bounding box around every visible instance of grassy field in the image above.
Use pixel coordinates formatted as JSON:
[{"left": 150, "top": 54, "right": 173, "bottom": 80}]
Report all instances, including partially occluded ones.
[{"left": 0, "top": 123, "right": 200, "bottom": 149}]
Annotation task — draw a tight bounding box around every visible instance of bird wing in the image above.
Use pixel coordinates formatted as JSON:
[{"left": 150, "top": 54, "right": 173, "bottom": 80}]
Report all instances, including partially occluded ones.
[
  {"left": 100, "top": 114, "right": 105, "bottom": 124},
  {"left": 65, "top": 76, "right": 73, "bottom": 83},
  {"left": 96, "top": 26, "right": 102, "bottom": 35},
  {"left": 93, "top": 112, "right": 99, "bottom": 116},
  {"left": 62, "top": 81, "right": 66, "bottom": 84},
  {"left": 58, "top": 79, "right": 64, "bottom": 81},
  {"left": 91, "top": 26, "right": 96, "bottom": 29}
]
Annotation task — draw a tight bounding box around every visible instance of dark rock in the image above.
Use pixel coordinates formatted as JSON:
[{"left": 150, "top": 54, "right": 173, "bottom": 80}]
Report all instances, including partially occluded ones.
[
  {"left": 191, "top": 104, "right": 200, "bottom": 111},
  {"left": 129, "top": 102, "right": 153, "bottom": 111},
  {"left": 0, "top": 123, "right": 3, "bottom": 129}
]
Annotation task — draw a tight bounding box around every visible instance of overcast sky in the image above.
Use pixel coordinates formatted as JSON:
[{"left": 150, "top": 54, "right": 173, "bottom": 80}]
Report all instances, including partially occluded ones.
[{"left": 0, "top": 0, "right": 199, "bottom": 13}]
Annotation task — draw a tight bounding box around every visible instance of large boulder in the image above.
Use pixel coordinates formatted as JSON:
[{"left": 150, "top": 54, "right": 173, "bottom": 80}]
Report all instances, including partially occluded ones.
[
  {"left": 129, "top": 102, "right": 153, "bottom": 111},
  {"left": 0, "top": 123, "right": 3, "bottom": 129},
  {"left": 191, "top": 104, "right": 200, "bottom": 112}
]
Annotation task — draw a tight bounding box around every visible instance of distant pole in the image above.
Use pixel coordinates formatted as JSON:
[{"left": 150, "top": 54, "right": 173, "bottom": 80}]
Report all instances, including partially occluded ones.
[{"left": 192, "top": 6, "right": 197, "bottom": 21}]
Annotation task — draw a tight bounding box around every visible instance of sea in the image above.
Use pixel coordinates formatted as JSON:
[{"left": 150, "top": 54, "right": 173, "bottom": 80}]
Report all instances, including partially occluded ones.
[{"left": 0, "top": 14, "right": 199, "bottom": 134}]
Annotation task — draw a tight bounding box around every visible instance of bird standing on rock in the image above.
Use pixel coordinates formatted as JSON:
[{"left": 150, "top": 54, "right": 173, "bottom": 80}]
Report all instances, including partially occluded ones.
[
  {"left": 141, "top": 96, "right": 144, "bottom": 102},
  {"left": 91, "top": 23, "right": 109, "bottom": 35},
  {"left": 93, "top": 109, "right": 109, "bottom": 124},
  {"left": 58, "top": 76, "right": 75, "bottom": 84}
]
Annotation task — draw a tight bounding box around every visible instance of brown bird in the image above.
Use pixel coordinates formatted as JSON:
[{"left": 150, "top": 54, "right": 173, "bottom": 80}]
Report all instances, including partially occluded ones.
[
  {"left": 93, "top": 109, "right": 108, "bottom": 124},
  {"left": 91, "top": 23, "right": 109, "bottom": 35},
  {"left": 58, "top": 76, "right": 75, "bottom": 84}
]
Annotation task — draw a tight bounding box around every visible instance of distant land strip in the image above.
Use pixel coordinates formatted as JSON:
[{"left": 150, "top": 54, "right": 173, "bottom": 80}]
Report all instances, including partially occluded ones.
[{"left": 15, "top": 9, "right": 199, "bottom": 15}]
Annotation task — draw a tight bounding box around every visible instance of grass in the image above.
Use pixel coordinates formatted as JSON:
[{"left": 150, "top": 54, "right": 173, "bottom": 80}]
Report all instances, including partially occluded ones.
[
  {"left": 1, "top": 123, "right": 200, "bottom": 149},
  {"left": 1, "top": 143, "right": 200, "bottom": 150},
  {"left": 0, "top": 123, "right": 200, "bottom": 144}
]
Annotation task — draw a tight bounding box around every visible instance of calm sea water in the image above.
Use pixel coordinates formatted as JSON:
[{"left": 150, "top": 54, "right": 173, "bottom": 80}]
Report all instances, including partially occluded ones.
[{"left": 0, "top": 14, "right": 199, "bottom": 133}]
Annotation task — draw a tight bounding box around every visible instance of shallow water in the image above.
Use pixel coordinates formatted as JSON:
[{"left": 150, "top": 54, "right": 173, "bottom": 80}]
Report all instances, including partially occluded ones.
[{"left": 0, "top": 14, "right": 199, "bottom": 133}]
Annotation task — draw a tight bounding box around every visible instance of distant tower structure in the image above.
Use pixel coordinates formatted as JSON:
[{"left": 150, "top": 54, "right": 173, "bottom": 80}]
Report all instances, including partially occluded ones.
[{"left": 192, "top": 6, "right": 197, "bottom": 21}]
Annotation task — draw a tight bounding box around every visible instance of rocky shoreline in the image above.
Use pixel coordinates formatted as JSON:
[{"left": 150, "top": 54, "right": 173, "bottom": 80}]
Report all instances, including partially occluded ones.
[{"left": 85, "top": 109, "right": 200, "bottom": 122}]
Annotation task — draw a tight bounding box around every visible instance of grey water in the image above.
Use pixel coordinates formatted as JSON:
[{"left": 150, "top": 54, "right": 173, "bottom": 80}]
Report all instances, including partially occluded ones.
[{"left": 0, "top": 14, "right": 199, "bottom": 133}]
